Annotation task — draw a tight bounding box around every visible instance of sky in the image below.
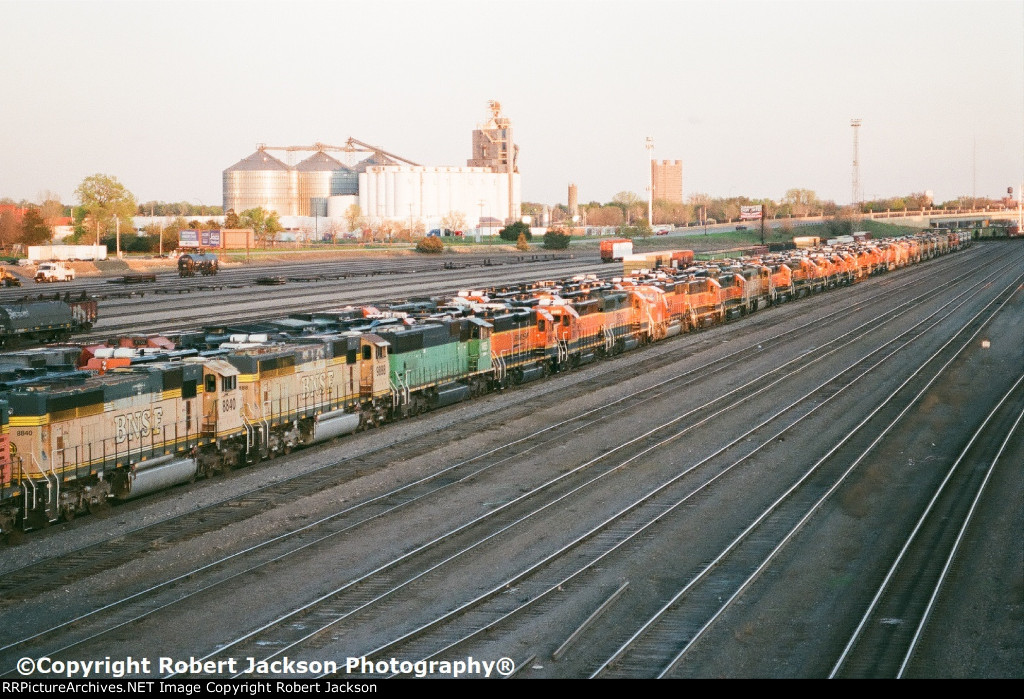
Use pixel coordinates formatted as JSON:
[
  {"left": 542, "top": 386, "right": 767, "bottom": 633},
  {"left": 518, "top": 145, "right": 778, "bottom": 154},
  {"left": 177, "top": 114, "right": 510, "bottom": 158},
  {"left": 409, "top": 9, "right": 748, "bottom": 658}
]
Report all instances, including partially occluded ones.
[{"left": 2, "top": 0, "right": 1022, "bottom": 209}]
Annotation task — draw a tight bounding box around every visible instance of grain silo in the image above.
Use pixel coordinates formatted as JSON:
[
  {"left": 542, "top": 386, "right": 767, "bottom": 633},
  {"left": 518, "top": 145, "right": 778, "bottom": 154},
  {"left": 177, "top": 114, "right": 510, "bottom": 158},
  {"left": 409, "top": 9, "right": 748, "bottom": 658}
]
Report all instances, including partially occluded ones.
[
  {"left": 295, "top": 151, "right": 357, "bottom": 216},
  {"left": 223, "top": 147, "right": 296, "bottom": 216}
]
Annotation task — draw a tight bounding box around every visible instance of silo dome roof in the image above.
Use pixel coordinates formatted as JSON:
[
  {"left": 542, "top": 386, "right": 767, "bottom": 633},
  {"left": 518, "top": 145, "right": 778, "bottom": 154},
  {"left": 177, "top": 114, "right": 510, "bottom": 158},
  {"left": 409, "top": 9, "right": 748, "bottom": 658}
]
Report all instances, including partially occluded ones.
[
  {"left": 295, "top": 151, "right": 352, "bottom": 172},
  {"left": 225, "top": 149, "right": 291, "bottom": 172},
  {"left": 354, "top": 153, "right": 399, "bottom": 172}
]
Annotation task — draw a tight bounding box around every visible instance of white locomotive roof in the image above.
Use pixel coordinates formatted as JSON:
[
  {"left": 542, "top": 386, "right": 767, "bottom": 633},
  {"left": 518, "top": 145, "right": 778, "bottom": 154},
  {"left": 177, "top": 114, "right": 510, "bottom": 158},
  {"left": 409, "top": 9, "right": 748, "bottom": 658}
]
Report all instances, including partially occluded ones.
[{"left": 185, "top": 357, "right": 239, "bottom": 376}]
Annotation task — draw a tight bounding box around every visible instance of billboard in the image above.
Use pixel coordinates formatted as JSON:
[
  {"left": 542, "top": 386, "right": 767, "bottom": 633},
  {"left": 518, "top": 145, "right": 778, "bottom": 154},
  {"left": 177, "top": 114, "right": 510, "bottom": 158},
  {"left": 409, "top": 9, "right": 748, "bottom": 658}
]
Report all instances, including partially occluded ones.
[
  {"left": 740, "top": 206, "right": 763, "bottom": 221},
  {"left": 179, "top": 229, "right": 222, "bottom": 248}
]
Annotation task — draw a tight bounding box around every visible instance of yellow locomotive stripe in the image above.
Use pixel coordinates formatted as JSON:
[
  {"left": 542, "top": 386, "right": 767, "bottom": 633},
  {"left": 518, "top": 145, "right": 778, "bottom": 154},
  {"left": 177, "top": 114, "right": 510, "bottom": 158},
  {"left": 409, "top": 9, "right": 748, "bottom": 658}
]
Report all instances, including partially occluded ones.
[
  {"left": 10, "top": 415, "right": 47, "bottom": 427},
  {"left": 162, "top": 389, "right": 182, "bottom": 400}
]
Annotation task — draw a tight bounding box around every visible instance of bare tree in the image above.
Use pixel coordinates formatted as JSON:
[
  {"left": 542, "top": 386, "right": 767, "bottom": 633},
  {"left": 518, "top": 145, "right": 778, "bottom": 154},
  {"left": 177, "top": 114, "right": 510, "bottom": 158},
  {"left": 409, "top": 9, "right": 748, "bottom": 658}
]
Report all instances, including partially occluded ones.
[
  {"left": 37, "top": 190, "right": 64, "bottom": 221},
  {"left": 344, "top": 204, "right": 365, "bottom": 233},
  {"left": 612, "top": 191, "right": 642, "bottom": 224},
  {"left": 441, "top": 210, "right": 467, "bottom": 234}
]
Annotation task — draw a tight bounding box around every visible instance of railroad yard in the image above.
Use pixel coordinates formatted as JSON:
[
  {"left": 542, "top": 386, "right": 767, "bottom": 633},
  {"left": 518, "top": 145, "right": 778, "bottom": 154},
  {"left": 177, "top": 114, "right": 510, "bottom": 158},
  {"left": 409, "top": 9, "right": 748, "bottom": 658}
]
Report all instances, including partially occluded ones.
[{"left": 0, "top": 241, "right": 1021, "bottom": 679}]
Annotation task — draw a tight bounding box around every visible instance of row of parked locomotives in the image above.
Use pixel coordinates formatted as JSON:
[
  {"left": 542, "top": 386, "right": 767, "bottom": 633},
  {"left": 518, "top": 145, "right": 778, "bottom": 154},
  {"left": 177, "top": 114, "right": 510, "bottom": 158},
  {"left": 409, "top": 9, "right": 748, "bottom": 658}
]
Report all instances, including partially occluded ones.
[
  {"left": 0, "top": 231, "right": 971, "bottom": 534},
  {"left": 0, "top": 335, "right": 393, "bottom": 532}
]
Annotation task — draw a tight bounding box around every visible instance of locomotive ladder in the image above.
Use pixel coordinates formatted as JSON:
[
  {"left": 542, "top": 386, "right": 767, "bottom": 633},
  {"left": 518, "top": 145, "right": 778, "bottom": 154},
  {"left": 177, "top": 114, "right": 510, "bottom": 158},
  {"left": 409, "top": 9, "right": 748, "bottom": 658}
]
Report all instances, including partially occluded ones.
[
  {"left": 603, "top": 326, "right": 614, "bottom": 353},
  {"left": 389, "top": 372, "right": 410, "bottom": 409},
  {"left": 557, "top": 339, "right": 569, "bottom": 364},
  {"left": 644, "top": 304, "right": 658, "bottom": 339},
  {"left": 240, "top": 413, "right": 254, "bottom": 451},
  {"left": 29, "top": 454, "right": 59, "bottom": 523},
  {"left": 255, "top": 402, "right": 270, "bottom": 449}
]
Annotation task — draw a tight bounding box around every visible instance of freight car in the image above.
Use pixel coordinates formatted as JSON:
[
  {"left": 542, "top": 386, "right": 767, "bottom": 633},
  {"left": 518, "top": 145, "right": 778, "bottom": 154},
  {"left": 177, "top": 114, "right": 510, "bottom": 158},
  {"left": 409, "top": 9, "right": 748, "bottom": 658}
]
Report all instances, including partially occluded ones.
[
  {"left": 0, "top": 299, "right": 97, "bottom": 348},
  {"left": 0, "top": 232, "right": 971, "bottom": 535},
  {"left": 178, "top": 252, "right": 219, "bottom": 277}
]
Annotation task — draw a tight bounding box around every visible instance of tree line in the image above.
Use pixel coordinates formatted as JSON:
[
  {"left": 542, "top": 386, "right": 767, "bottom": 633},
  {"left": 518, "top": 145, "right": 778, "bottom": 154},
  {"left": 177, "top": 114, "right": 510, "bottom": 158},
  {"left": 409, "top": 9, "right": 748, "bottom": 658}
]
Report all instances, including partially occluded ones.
[{"left": 525, "top": 189, "right": 1015, "bottom": 229}]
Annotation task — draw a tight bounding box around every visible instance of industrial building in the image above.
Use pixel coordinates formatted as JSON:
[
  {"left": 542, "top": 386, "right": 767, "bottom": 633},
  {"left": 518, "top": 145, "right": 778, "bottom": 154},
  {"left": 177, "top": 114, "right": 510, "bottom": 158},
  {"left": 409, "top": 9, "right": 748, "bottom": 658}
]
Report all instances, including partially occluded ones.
[
  {"left": 651, "top": 159, "right": 683, "bottom": 203},
  {"left": 222, "top": 102, "right": 521, "bottom": 236}
]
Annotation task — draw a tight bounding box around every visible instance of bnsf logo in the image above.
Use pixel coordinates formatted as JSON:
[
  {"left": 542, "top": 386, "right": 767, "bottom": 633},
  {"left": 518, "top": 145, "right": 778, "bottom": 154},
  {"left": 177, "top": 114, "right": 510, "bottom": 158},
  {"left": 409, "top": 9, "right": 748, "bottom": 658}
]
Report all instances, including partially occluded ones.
[
  {"left": 301, "top": 372, "right": 334, "bottom": 398},
  {"left": 114, "top": 408, "right": 164, "bottom": 444}
]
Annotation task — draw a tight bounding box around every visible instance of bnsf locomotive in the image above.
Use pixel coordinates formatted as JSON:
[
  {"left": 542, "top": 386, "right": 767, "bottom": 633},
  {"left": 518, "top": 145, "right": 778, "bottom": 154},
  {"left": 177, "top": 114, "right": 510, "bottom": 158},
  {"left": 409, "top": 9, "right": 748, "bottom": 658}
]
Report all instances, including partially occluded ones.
[{"left": 0, "top": 231, "right": 971, "bottom": 534}]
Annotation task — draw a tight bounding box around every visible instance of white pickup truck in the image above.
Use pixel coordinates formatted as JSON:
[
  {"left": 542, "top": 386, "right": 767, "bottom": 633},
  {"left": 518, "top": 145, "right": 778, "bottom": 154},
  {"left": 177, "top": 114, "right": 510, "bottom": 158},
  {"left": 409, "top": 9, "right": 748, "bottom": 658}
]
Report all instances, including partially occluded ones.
[{"left": 34, "top": 262, "right": 76, "bottom": 283}]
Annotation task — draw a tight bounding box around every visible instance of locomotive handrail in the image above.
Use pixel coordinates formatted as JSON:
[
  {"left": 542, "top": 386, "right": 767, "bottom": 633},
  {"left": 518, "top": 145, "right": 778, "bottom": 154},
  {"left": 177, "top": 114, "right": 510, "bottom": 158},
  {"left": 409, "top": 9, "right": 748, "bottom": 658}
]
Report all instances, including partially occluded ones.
[
  {"left": 27, "top": 454, "right": 57, "bottom": 523},
  {"left": 241, "top": 412, "right": 254, "bottom": 451}
]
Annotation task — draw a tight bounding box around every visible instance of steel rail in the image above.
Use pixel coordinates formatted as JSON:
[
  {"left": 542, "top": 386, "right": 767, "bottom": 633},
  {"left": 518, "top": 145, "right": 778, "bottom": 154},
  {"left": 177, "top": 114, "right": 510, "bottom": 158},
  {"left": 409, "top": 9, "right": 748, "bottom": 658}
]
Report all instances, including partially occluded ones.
[
  {"left": 207, "top": 254, "right": 1000, "bottom": 677},
  {"left": 829, "top": 371, "right": 1024, "bottom": 678},
  {"left": 647, "top": 269, "right": 1023, "bottom": 679}
]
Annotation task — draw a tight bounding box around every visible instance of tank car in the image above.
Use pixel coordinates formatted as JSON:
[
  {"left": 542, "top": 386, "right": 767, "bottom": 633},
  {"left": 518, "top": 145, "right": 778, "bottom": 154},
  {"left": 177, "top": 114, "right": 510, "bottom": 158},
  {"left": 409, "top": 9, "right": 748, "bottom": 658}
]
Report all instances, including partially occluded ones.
[{"left": 178, "top": 252, "right": 219, "bottom": 277}]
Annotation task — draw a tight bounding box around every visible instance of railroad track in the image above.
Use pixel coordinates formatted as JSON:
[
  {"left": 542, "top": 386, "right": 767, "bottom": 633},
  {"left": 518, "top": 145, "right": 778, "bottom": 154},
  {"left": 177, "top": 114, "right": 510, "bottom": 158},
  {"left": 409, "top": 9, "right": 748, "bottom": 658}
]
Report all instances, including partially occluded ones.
[
  {"left": 331, "top": 251, "right": 1024, "bottom": 678},
  {"left": 830, "top": 373, "right": 1024, "bottom": 678},
  {"left": 590, "top": 262, "right": 1023, "bottom": 678},
  {"left": 1, "top": 243, "right": 1016, "bottom": 679}
]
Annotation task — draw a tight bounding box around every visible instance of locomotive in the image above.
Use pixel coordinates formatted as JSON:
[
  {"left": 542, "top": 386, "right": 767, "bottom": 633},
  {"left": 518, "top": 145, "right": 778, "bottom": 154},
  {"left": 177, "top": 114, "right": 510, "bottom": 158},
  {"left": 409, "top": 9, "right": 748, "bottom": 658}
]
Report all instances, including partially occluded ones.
[{"left": 0, "top": 231, "right": 972, "bottom": 535}]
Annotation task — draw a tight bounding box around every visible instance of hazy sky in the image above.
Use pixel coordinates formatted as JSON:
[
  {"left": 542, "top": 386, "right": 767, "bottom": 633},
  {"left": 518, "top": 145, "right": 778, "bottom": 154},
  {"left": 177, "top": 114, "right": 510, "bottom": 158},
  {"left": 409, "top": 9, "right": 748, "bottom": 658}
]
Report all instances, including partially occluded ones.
[{"left": 2, "top": 0, "right": 1022, "bottom": 208}]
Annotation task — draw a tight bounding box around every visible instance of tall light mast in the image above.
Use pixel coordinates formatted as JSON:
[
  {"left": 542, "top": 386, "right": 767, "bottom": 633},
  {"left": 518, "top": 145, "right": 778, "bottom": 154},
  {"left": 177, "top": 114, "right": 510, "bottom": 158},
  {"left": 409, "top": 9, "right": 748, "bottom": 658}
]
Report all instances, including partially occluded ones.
[
  {"left": 646, "top": 136, "right": 654, "bottom": 226},
  {"left": 851, "top": 119, "right": 862, "bottom": 207}
]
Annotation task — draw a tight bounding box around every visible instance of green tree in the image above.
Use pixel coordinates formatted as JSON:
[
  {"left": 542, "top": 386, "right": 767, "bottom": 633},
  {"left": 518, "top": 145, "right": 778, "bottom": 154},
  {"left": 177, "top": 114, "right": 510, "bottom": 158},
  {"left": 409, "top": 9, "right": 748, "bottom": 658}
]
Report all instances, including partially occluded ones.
[
  {"left": 543, "top": 228, "right": 572, "bottom": 250},
  {"left": 74, "top": 173, "right": 137, "bottom": 241},
  {"left": 620, "top": 220, "right": 652, "bottom": 239},
  {"left": 782, "top": 189, "right": 818, "bottom": 217},
  {"left": 20, "top": 208, "right": 52, "bottom": 246},
  {"left": 224, "top": 208, "right": 241, "bottom": 228},
  {"left": 238, "top": 207, "right": 282, "bottom": 246},
  {"left": 498, "top": 220, "right": 531, "bottom": 242},
  {"left": 161, "top": 216, "right": 190, "bottom": 251},
  {"left": 823, "top": 215, "right": 853, "bottom": 238}
]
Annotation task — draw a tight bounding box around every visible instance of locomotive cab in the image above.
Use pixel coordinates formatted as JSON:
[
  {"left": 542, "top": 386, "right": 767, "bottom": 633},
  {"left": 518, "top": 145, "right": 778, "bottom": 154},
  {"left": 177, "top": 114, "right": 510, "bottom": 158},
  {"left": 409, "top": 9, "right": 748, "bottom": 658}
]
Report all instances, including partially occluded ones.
[
  {"left": 359, "top": 335, "right": 391, "bottom": 401},
  {"left": 191, "top": 358, "right": 244, "bottom": 467}
]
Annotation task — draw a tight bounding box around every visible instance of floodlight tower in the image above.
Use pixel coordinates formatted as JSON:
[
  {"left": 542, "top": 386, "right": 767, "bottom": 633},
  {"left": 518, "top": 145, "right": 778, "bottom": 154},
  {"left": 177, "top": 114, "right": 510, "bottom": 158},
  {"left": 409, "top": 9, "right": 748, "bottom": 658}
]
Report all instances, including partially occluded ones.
[
  {"left": 851, "top": 119, "right": 862, "bottom": 207},
  {"left": 646, "top": 136, "right": 655, "bottom": 226}
]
